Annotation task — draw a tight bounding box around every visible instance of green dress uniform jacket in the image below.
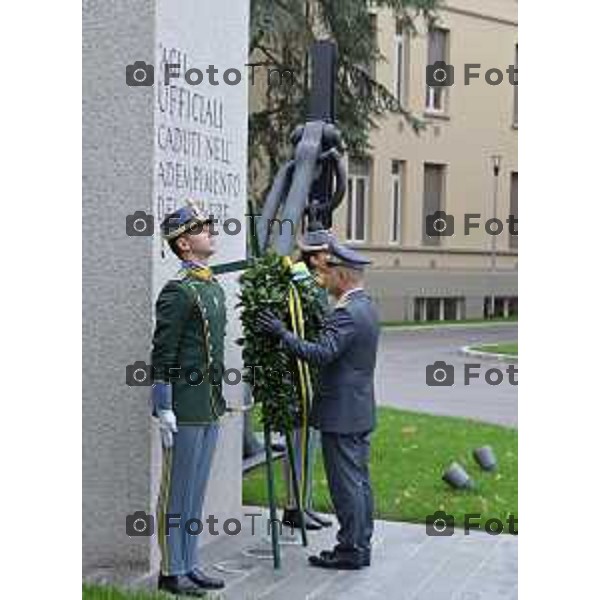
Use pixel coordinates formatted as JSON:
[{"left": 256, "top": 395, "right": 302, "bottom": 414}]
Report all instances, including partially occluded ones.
[{"left": 151, "top": 273, "right": 227, "bottom": 424}]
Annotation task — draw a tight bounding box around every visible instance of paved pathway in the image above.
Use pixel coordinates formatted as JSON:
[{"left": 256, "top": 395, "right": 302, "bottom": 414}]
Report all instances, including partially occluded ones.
[
  {"left": 192, "top": 507, "right": 517, "bottom": 600},
  {"left": 376, "top": 325, "right": 518, "bottom": 427}
]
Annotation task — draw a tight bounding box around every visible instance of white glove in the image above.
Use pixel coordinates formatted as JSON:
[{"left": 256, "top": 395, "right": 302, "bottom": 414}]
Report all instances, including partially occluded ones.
[{"left": 158, "top": 409, "right": 178, "bottom": 449}]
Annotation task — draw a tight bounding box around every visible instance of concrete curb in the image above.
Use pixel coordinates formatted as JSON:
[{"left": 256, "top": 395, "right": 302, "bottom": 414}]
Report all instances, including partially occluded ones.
[{"left": 461, "top": 345, "right": 518, "bottom": 363}]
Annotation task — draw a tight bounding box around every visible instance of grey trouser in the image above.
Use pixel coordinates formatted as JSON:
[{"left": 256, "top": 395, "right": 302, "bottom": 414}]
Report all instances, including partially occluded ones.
[
  {"left": 321, "top": 431, "right": 374, "bottom": 551},
  {"left": 156, "top": 423, "right": 220, "bottom": 575},
  {"left": 284, "top": 426, "right": 319, "bottom": 509}
]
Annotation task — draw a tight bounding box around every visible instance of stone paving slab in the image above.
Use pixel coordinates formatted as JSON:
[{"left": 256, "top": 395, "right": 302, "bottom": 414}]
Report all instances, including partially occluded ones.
[{"left": 193, "top": 507, "right": 517, "bottom": 600}]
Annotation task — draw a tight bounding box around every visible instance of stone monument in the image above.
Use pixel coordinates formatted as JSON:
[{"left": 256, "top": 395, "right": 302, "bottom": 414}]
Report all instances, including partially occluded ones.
[{"left": 83, "top": 0, "right": 249, "bottom": 575}]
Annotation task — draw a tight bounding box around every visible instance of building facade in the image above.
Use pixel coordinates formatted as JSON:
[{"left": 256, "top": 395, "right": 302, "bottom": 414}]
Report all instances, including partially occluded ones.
[{"left": 331, "top": 0, "right": 518, "bottom": 321}]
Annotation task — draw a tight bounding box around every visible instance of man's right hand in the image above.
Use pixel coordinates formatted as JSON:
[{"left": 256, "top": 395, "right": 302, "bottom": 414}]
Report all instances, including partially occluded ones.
[
  {"left": 157, "top": 409, "right": 178, "bottom": 449},
  {"left": 256, "top": 310, "right": 286, "bottom": 338}
]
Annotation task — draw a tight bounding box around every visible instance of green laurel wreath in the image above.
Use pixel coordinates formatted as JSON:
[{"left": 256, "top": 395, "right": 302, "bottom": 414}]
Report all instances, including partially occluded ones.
[{"left": 236, "top": 250, "right": 325, "bottom": 433}]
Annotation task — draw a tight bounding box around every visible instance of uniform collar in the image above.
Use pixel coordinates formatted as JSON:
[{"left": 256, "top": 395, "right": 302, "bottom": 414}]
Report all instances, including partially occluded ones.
[
  {"left": 180, "top": 260, "right": 213, "bottom": 281},
  {"left": 181, "top": 259, "right": 208, "bottom": 269},
  {"left": 335, "top": 286, "right": 364, "bottom": 308}
]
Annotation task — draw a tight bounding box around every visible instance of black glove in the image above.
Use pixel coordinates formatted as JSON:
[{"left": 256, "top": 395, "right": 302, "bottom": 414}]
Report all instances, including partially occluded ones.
[{"left": 256, "top": 310, "right": 286, "bottom": 338}]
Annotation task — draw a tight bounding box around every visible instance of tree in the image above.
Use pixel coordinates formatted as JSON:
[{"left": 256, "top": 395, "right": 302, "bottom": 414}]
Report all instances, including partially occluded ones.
[{"left": 248, "top": 0, "right": 439, "bottom": 202}]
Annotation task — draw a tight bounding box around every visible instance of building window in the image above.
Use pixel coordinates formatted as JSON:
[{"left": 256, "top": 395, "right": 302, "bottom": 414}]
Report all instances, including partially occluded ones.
[
  {"left": 442, "top": 298, "right": 461, "bottom": 321},
  {"left": 394, "top": 19, "right": 408, "bottom": 105},
  {"left": 484, "top": 296, "right": 518, "bottom": 319},
  {"left": 414, "top": 297, "right": 465, "bottom": 321},
  {"left": 390, "top": 160, "right": 404, "bottom": 243},
  {"left": 422, "top": 163, "right": 446, "bottom": 246},
  {"left": 509, "top": 172, "right": 518, "bottom": 249},
  {"left": 426, "top": 28, "right": 449, "bottom": 112},
  {"left": 347, "top": 158, "right": 371, "bottom": 242}
]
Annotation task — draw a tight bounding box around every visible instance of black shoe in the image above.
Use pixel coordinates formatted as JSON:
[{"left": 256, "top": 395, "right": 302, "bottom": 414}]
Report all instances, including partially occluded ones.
[
  {"left": 356, "top": 544, "right": 371, "bottom": 566},
  {"left": 305, "top": 509, "right": 333, "bottom": 527},
  {"left": 319, "top": 545, "right": 371, "bottom": 567},
  {"left": 282, "top": 508, "right": 322, "bottom": 530},
  {"left": 358, "top": 549, "right": 371, "bottom": 567},
  {"left": 158, "top": 574, "right": 206, "bottom": 596},
  {"left": 308, "top": 551, "right": 363, "bottom": 570},
  {"left": 188, "top": 568, "right": 225, "bottom": 590}
]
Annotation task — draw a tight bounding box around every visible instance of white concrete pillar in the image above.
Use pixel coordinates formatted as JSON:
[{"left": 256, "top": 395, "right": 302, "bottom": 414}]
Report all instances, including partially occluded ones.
[{"left": 83, "top": 0, "right": 249, "bottom": 574}]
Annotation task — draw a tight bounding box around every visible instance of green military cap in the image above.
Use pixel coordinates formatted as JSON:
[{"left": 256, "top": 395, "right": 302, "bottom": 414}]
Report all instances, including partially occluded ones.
[{"left": 161, "top": 200, "right": 213, "bottom": 241}]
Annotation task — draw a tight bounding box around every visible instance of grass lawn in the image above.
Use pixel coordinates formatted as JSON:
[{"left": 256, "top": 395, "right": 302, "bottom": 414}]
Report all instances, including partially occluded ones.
[
  {"left": 244, "top": 407, "right": 517, "bottom": 531},
  {"left": 380, "top": 316, "right": 517, "bottom": 328},
  {"left": 82, "top": 585, "right": 175, "bottom": 600},
  {"left": 471, "top": 342, "right": 518, "bottom": 357}
]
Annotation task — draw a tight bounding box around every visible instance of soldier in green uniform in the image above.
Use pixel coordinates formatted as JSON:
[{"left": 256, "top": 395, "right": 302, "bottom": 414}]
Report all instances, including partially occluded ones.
[
  {"left": 151, "top": 203, "right": 227, "bottom": 596},
  {"left": 282, "top": 230, "right": 334, "bottom": 531}
]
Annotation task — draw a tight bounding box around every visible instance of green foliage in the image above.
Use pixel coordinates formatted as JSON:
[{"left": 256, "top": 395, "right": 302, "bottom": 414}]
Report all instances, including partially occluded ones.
[
  {"left": 249, "top": 0, "right": 439, "bottom": 199},
  {"left": 237, "top": 252, "right": 326, "bottom": 433}
]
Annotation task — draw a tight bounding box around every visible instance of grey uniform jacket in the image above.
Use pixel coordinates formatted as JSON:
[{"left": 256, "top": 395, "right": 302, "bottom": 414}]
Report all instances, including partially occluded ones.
[{"left": 279, "top": 288, "right": 380, "bottom": 434}]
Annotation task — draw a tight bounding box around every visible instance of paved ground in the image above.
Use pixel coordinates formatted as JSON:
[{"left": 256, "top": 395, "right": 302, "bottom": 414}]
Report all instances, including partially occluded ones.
[
  {"left": 187, "top": 507, "right": 517, "bottom": 600},
  {"left": 376, "top": 325, "right": 518, "bottom": 427}
]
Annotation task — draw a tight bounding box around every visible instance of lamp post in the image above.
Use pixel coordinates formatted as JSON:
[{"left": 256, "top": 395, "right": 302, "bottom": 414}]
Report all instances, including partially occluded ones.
[{"left": 490, "top": 155, "right": 502, "bottom": 318}]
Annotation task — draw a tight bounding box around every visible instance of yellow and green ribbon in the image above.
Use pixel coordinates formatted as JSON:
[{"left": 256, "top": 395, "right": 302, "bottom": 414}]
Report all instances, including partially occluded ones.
[{"left": 283, "top": 256, "right": 313, "bottom": 504}]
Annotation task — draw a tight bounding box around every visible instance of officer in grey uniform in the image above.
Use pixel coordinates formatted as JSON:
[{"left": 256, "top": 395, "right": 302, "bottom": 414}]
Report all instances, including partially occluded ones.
[{"left": 257, "top": 240, "right": 380, "bottom": 570}]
